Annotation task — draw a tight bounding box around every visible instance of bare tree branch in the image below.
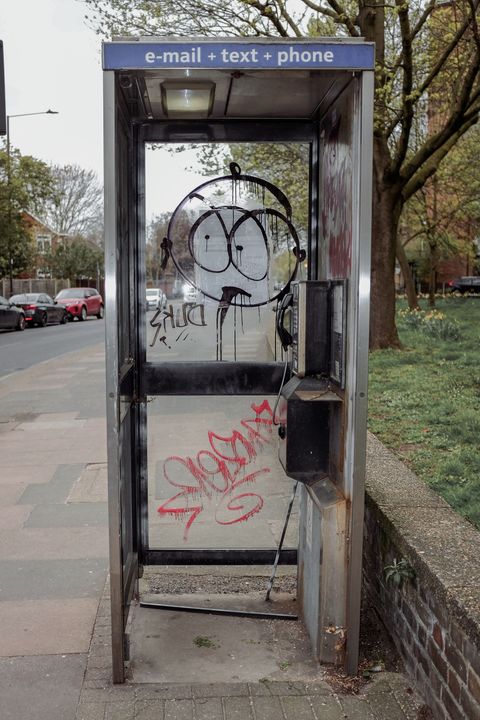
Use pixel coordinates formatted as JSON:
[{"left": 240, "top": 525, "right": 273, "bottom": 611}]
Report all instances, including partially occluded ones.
[
  {"left": 243, "top": 0, "right": 289, "bottom": 36},
  {"left": 402, "top": 114, "right": 479, "bottom": 201},
  {"left": 40, "top": 164, "right": 103, "bottom": 237},
  {"left": 467, "top": 0, "right": 480, "bottom": 50},
  {"left": 401, "top": 79, "right": 480, "bottom": 188},
  {"left": 385, "top": 1, "right": 480, "bottom": 142},
  {"left": 275, "top": 0, "right": 304, "bottom": 36},
  {"left": 389, "top": 0, "right": 436, "bottom": 76},
  {"left": 292, "top": 0, "right": 359, "bottom": 35},
  {"left": 391, "top": 0, "right": 414, "bottom": 174},
  {"left": 417, "top": 5, "right": 479, "bottom": 99},
  {"left": 325, "top": 0, "right": 360, "bottom": 37}
]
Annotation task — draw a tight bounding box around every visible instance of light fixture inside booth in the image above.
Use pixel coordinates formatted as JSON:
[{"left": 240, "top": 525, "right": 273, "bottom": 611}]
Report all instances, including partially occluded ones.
[{"left": 161, "top": 81, "right": 215, "bottom": 117}]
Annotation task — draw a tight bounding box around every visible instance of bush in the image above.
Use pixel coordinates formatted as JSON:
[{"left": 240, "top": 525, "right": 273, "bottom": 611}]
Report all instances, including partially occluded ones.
[{"left": 397, "top": 307, "right": 460, "bottom": 340}]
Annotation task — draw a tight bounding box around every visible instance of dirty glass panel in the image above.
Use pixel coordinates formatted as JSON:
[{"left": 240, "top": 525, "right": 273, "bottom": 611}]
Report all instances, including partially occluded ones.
[
  {"left": 147, "top": 395, "right": 299, "bottom": 550},
  {"left": 144, "top": 143, "right": 308, "bottom": 550},
  {"left": 145, "top": 143, "right": 308, "bottom": 362}
]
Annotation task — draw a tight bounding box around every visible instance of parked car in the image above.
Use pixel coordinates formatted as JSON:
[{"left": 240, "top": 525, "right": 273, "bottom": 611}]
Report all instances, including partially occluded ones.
[
  {"left": 146, "top": 288, "right": 167, "bottom": 310},
  {"left": 0, "top": 295, "right": 25, "bottom": 331},
  {"left": 447, "top": 276, "right": 480, "bottom": 294},
  {"left": 9, "top": 293, "right": 67, "bottom": 327},
  {"left": 55, "top": 287, "right": 104, "bottom": 320}
]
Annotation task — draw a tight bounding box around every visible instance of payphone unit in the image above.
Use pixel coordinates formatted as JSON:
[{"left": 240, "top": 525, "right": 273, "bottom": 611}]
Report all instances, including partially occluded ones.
[{"left": 276, "top": 280, "right": 346, "bottom": 485}]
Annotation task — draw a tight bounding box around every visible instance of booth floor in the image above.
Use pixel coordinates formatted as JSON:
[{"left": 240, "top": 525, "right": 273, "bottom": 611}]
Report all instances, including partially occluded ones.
[{"left": 130, "top": 566, "right": 317, "bottom": 685}]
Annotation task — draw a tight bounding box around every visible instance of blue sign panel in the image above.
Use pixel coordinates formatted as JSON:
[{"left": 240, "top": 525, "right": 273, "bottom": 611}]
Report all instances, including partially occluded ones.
[{"left": 103, "top": 41, "right": 374, "bottom": 71}]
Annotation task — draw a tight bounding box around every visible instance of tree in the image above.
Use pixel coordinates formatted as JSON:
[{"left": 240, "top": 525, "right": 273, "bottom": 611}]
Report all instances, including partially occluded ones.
[
  {"left": 194, "top": 142, "right": 310, "bottom": 235},
  {"left": 39, "top": 164, "right": 103, "bottom": 238},
  {"left": 85, "top": 0, "right": 480, "bottom": 348},
  {"left": 147, "top": 209, "right": 193, "bottom": 286},
  {"left": 147, "top": 212, "right": 170, "bottom": 285},
  {"left": 399, "top": 123, "right": 480, "bottom": 305},
  {"left": 45, "top": 237, "right": 104, "bottom": 280},
  {"left": 0, "top": 144, "right": 56, "bottom": 278}
]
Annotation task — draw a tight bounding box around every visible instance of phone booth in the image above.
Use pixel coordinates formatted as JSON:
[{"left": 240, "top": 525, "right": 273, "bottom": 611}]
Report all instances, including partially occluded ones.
[{"left": 103, "top": 37, "right": 373, "bottom": 683}]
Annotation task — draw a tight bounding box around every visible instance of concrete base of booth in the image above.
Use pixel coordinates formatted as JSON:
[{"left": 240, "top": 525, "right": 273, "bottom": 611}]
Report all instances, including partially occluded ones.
[{"left": 127, "top": 566, "right": 321, "bottom": 684}]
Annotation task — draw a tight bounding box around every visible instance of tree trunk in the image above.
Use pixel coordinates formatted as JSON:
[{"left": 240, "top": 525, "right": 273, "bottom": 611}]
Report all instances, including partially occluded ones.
[
  {"left": 428, "top": 178, "right": 439, "bottom": 308},
  {"left": 428, "top": 238, "right": 438, "bottom": 308},
  {"left": 359, "top": 0, "right": 405, "bottom": 349},
  {"left": 396, "top": 240, "right": 420, "bottom": 310},
  {"left": 369, "top": 158, "right": 402, "bottom": 349}
]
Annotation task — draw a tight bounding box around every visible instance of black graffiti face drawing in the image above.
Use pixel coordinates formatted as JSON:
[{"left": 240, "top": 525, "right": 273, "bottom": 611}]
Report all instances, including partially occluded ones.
[{"left": 165, "top": 163, "right": 302, "bottom": 309}]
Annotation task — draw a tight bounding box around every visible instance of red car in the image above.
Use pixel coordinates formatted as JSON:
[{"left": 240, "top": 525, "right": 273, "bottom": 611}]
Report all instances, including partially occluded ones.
[{"left": 55, "top": 287, "right": 104, "bottom": 321}]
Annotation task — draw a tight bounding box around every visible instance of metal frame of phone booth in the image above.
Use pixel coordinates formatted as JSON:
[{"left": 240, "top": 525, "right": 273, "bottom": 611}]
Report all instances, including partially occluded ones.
[{"left": 103, "top": 37, "right": 374, "bottom": 683}]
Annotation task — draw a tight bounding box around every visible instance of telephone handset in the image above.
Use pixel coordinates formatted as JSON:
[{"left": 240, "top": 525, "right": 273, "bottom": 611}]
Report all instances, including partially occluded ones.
[{"left": 276, "top": 292, "right": 293, "bottom": 350}]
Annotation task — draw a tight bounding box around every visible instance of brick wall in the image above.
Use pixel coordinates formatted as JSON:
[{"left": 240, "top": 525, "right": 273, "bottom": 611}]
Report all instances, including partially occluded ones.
[{"left": 363, "top": 434, "right": 480, "bottom": 720}]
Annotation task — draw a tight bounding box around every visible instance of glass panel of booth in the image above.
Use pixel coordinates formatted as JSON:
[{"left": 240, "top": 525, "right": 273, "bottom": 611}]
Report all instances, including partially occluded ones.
[
  {"left": 145, "top": 143, "right": 308, "bottom": 362},
  {"left": 144, "top": 142, "right": 309, "bottom": 549},
  {"left": 147, "top": 394, "right": 299, "bottom": 549}
]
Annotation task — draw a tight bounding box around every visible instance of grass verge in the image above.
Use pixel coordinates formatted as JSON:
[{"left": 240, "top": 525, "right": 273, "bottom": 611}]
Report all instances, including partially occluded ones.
[{"left": 368, "top": 296, "right": 480, "bottom": 529}]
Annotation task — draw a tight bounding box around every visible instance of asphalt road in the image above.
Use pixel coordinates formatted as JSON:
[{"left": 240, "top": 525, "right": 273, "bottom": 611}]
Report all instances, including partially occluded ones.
[
  {"left": 0, "top": 301, "right": 277, "bottom": 379},
  {"left": 0, "top": 317, "right": 106, "bottom": 379}
]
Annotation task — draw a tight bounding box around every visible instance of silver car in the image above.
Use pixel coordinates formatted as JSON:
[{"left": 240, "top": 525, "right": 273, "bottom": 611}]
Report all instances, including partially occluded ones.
[{"left": 146, "top": 288, "right": 167, "bottom": 310}]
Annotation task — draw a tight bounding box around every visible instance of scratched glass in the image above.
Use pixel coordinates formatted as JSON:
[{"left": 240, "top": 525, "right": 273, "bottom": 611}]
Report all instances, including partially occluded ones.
[
  {"left": 145, "top": 144, "right": 308, "bottom": 362},
  {"left": 144, "top": 144, "right": 307, "bottom": 549},
  {"left": 147, "top": 395, "right": 299, "bottom": 549}
]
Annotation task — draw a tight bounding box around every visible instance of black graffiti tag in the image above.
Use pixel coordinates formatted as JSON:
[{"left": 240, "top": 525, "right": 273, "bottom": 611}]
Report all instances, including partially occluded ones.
[{"left": 149, "top": 302, "right": 207, "bottom": 348}]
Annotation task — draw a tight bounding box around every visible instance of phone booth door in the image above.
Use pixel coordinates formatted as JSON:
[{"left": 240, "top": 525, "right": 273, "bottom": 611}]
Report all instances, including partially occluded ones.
[{"left": 141, "top": 143, "right": 311, "bottom": 567}]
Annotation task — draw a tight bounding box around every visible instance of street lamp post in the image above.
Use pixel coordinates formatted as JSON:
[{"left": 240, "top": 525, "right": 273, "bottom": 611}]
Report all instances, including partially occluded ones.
[{"left": 6, "top": 109, "right": 58, "bottom": 295}]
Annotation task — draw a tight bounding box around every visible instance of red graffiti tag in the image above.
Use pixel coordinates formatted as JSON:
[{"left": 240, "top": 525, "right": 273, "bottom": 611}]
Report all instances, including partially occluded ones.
[{"left": 157, "top": 400, "right": 275, "bottom": 540}]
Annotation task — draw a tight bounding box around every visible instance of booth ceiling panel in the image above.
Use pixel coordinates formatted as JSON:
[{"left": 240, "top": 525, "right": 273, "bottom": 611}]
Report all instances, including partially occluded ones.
[
  {"left": 225, "top": 74, "right": 335, "bottom": 118},
  {"left": 140, "top": 70, "right": 347, "bottom": 120}
]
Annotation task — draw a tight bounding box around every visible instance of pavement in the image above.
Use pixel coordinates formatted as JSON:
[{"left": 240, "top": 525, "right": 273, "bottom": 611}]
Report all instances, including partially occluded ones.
[{"left": 0, "top": 342, "right": 428, "bottom": 719}]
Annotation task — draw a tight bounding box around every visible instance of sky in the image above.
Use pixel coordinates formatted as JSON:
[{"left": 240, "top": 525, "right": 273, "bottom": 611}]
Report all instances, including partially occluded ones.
[
  {"left": 1, "top": 0, "right": 205, "bottom": 214},
  {"left": 2, "top": 0, "right": 103, "bottom": 176}
]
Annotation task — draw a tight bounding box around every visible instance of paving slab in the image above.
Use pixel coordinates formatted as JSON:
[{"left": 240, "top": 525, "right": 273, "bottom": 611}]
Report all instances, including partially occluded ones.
[
  {"left": 0, "top": 503, "right": 32, "bottom": 529},
  {"left": 194, "top": 696, "right": 224, "bottom": 720},
  {"left": 0, "top": 558, "right": 107, "bottom": 600},
  {"left": 25, "top": 501, "right": 108, "bottom": 528},
  {"left": 68, "top": 463, "right": 108, "bottom": 503},
  {"left": 249, "top": 695, "right": 284, "bottom": 720},
  {"left": 338, "top": 695, "right": 376, "bottom": 719},
  {"left": 16, "top": 419, "right": 88, "bottom": 430},
  {"left": 0, "top": 463, "right": 58, "bottom": 486},
  {"left": 0, "top": 447, "right": 107, "bottom": 465},
  {"left": 72, "top": 677, "right": 427, "bottom": 720},
  {"left": 0, "top": 654, "right": 86, "bottom": 720},
  {"left": 309, "top": 695, "right": 345, "bottom": 720},
  {"left": 0, "top": 483, "right": 26, "bottom": 505},
  {"left": 0, "top": 525, "right": 108, "bottom": 560},
  {"left": 18, "top": 463, "right": 84, "bottom": 505},
  {"left": 0, "top": 598, "right": 99, "bottom": 655},
  {"left": 366, "top": 689, "right": 409, "bottom": 720},
  {"left": 223, "top": 696, "right": 253, "bottom": 719},
  {"left": 280, "top": 695, "right": 315, "bottom": 718}
]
